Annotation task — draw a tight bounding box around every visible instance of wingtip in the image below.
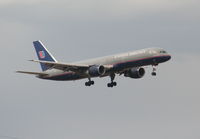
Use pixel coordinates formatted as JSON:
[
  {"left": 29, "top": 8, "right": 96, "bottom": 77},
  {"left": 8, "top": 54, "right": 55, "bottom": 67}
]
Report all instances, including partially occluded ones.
[{"left": 16, "top": 71, "right": 23, "bottom": 73}]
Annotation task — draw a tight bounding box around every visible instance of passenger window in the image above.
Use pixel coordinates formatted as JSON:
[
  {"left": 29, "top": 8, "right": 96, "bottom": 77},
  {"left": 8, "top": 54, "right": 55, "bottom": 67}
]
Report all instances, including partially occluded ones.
[{"left": 160, "top": 51, "right": 167, "bottom": 54}]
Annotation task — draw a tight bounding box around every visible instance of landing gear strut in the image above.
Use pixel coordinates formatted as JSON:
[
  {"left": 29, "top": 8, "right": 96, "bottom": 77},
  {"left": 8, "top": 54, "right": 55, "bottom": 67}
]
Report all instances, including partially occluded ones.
[
  {"left": 151, "top": 66, "right": 157, "bottom": 76},
  {"left": 85, "top": 78, "right": 94, "bottom": 86},
  {"left": 107, "top": 74, "right": 117, "bottom": 88}
]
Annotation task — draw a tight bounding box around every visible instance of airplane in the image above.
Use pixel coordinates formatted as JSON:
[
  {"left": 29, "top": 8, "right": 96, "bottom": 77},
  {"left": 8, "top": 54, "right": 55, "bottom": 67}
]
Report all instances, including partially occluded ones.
[{"left": 17, "top": 40, "right": 171, "bottom": 87}]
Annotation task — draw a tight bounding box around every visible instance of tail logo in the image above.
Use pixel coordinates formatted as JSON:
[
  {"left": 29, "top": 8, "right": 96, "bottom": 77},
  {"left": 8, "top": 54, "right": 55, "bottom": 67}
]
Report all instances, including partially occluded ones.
[{"left": 39, "top": 51, "right": 45, "bottom": 59}]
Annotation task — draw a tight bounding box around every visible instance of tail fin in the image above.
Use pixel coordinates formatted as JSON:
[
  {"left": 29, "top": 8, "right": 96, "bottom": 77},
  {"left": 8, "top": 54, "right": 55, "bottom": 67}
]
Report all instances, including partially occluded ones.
[{"left": 33, "top": 40, "right": 57, "bottom": 71}]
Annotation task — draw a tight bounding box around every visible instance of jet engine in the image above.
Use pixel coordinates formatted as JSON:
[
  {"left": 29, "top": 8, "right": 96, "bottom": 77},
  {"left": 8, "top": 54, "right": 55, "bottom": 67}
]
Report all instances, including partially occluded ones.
[
  {"left": 88, "top": 65, "right": 105, "bottom": 77},
  {"left": 124, "top": 67, "right": 145, "bottom": 79}
]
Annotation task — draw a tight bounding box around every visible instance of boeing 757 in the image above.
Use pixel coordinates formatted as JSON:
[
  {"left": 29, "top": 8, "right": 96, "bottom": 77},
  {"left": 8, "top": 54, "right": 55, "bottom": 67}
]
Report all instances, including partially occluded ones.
[{"left": 17, "top": 41, "right": 171, "bottom": 87}]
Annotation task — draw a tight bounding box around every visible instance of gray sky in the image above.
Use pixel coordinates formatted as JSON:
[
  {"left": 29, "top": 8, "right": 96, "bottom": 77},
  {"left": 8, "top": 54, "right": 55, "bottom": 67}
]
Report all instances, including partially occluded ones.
[{"left": 1, "top": 0, "right": 200, "bottom": 139}]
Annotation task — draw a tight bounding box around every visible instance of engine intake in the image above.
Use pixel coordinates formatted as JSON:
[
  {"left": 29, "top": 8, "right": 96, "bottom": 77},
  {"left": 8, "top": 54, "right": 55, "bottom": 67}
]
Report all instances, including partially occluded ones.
[
  {"left": 88, "top": 65, "right": 105, "bottom": 77},
  {"left": 124, "top": 68, "right": 145, "bottom": 79}
]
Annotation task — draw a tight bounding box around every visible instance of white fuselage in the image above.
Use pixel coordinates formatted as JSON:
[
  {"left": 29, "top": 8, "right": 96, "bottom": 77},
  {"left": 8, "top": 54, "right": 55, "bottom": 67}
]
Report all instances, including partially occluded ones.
[{"left": 42, "top": 48, "right": 171, "bottom": 81}]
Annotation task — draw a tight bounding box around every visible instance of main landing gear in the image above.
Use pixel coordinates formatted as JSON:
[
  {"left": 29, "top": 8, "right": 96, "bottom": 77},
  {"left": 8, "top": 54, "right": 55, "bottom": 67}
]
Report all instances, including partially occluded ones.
[
  {"left": 85, "top": 78, "right": 94, "bottom": 86},
  {"left": 107, "top": 74, "right": 117, "bottom": 88},
  {"left": 151, "top": 66, "right": 157, "bottom": 76},
  {"left": 85, "top": 74, "right": 118, "bottom": 87}
]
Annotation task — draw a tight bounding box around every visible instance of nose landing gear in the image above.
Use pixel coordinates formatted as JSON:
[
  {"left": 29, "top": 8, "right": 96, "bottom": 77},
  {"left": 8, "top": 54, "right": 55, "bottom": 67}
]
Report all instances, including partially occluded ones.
[{"left": 151, "top": 66, "right": 157, "bottom": 76}]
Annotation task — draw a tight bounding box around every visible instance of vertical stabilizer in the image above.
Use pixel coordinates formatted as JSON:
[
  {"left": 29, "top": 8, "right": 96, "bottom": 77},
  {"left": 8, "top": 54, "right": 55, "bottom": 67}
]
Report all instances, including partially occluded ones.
[{"left": 33, "top": 40, "right": 57, "bottom": 71}]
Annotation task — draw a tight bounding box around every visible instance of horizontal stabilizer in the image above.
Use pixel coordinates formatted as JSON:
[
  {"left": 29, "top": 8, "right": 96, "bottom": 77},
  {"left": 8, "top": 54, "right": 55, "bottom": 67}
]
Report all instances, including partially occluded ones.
[{"left": 16, "top": 71, "right": 48, "bottom": 76}]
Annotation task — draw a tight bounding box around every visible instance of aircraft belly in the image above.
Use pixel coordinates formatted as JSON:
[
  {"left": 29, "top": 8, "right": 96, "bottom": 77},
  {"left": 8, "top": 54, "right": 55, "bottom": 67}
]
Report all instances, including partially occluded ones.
[{"left": 43, "top": 73, "right": 86, "bottom": 81}]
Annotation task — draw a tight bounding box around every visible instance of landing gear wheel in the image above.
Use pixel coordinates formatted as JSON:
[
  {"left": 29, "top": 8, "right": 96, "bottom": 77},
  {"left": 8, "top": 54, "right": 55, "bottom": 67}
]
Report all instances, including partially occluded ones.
[
  {"left": 151, "top": 72, "right": 157, "bottom": 76},
  {"left": 85, "top": 80, "right": 94, "bottom": 86},
  {"left": 85, "top": 82, "right": 90, "bottom": 86},
  {"left": 90, "top": 81, "right": 94, "bottom": 85},
  {"left": 151, "top": 66, "right": 157, "bottom": 76},
  {"left": 112, "top": 82, "right": 117, "bottom": 86},
  {"left": 107, "top": 83, "right": 113, "bottom": 88}
]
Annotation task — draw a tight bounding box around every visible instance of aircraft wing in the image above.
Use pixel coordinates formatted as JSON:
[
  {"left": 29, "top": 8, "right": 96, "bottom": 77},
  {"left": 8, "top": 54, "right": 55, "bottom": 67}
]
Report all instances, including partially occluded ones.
[
  {"left": 29, "top": 60, "right": 113, "bottom": 72},
  {"left": 29, "top": 60, "right": 89, "bottom": 71},
  {"left": 16, "top": 71, "right": 48, "bottom": 76}
]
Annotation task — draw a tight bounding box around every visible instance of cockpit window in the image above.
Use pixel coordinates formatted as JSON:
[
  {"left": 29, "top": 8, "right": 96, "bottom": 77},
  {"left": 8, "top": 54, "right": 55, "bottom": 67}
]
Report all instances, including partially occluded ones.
[{"left": 160, "top": 51, "right": 167, "bottom": 54}]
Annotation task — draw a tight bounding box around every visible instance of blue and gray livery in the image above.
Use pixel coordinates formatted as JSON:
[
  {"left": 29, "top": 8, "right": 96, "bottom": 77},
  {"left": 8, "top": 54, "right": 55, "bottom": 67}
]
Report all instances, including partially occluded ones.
[{"left": 17, "top": 40, "right": 171, "bottom": 87}]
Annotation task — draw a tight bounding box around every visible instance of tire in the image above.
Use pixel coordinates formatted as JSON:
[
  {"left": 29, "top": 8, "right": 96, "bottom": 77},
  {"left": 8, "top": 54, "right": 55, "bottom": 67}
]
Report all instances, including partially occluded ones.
[
  {"left": 90, "top": 81, "right": 94, "bottom": 85},
  {"left": 152, "top": 72, "right": 156, "bottom": 76},
  {"left": 107, "top": 83, "right": 113, "bottom": 88},
  {"left": 112, "top": 82, "right": 117, "bottom": 86},
  {"left": 85, "top": 82, "right": 90, "bottom": 86}
]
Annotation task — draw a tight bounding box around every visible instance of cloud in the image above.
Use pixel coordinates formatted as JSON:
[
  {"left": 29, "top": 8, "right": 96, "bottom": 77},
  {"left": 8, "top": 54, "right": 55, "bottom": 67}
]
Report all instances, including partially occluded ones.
[
  {"left": 51, "top": 0, "right": 200, "bottom": 19},
  {"left": 0, "top": 0, "right": 199, "bottom": 19},
  {"left": 2, "top": 52, "right": 200, "bottom": 139},
  {"left": 0, "top": 0, "right": 200, "bottom": 139},
  {"left": 0, "top": 0, "right": 49, "bottom": 5}
]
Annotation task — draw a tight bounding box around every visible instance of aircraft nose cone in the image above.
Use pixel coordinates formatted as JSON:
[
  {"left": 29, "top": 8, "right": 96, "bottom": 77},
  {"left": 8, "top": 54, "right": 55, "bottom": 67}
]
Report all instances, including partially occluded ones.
[
  {"left": 161, "top": 55, "right": 171, "bottom": 62},
  {"left": 167, "top": 55, "right": 171, "bottom": 61}
]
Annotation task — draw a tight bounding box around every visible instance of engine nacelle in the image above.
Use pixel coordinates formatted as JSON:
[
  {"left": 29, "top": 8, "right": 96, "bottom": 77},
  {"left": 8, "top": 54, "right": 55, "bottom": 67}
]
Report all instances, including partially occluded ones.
[
  {"left": 124, "top": 68, "right": 145, "bottom": 79},
  {"left": 88, "top": 65, "right": 105, "bottom": 77}
]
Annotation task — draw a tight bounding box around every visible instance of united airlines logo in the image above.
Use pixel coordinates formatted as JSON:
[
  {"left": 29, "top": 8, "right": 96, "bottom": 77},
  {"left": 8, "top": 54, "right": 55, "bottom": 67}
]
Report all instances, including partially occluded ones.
[{"left": 39, "top": 51, "right": 45, "bottom": 59}]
